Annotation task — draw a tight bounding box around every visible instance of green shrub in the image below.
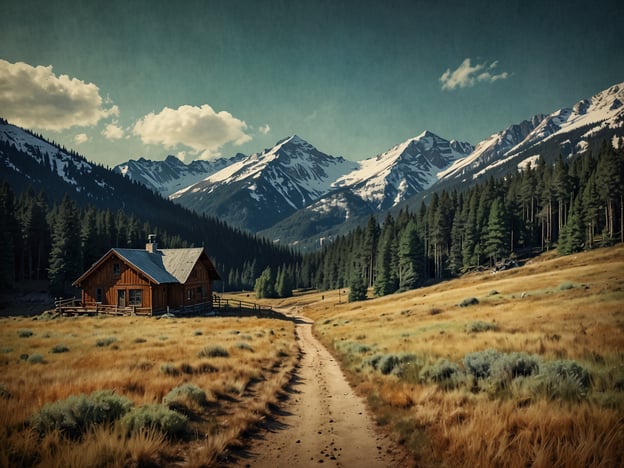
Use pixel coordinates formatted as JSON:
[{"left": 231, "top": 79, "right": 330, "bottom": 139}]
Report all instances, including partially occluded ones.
[
  {"left": 18, "top": 329, "right": 34, "bottom": 338},
  {"left": 120, "top": 404, "right": 188, "bottom": 438},
  {"left": 235, "top": 342, "right": 254, "bottom": 352},
  {"left": 458, "top": 297, "right": 479, "bottom": 307},
  {"left": 95, "top": 337, "right": 117, "bottom": 347},
  {"left": 559, "top": 282, "right": 575, "bottom": 290},
  {"left": 337, "top": 341, "right": 371, "bottom": 354},
  {"left": 31, "top": 390, "right": 132, "bottom": 438},
  {"left": 465, "top": 321, "right": 499, "bottom": 333},
  {"left": 193, "top": 330, "right": 203, "bottom": 336},
  {"left": 534, "top": 360, "right": 591, "bottom": 401},
  {"left": 198, "top": 345, "right": 229, "bottom": 358},
  {"left": 50, "top": 344, "right": 70, "bottom": 353},
  {"left": 463, "top": 349, "right": 502, "bottom": 379},
  {"left": 133, "top": 337, "right": 147, "bottom": 344},
  {"left": 365, "top": 353, "right": 416, "bottom": 375},
  {"left": 27, "top": 354, "right": 45, "bottom": 364},
  {"left": 163, "top": 383, "right": 208, "bottom": 410},
  {"left": 160, "top": 363, "right": 180, "bottom": 376},
  {"left": 420, "top": 359, "right": 460, "bottom": 385}
]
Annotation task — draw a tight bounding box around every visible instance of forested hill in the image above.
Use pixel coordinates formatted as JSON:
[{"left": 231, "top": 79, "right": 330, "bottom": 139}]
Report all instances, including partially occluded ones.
[
  {"left": 302, "top": 143, "right": 624, "bottom": 299},
  {"left": 0, "top": 118, "right": 299, "bottom": 295}
]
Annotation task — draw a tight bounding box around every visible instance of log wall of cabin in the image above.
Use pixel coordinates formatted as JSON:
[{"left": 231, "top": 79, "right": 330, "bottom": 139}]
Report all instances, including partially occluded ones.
[
  {"left": 183, "top": 260, "right": 214, "bottom": 305},
  {"left": 79, "top": 256, "right": 153, "bottom": 308}
]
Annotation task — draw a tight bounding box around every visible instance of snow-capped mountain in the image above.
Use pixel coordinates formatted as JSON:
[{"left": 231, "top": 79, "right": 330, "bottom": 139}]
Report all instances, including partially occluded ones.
[
  {"left": 113, "top": 153, "right": 246, "bottom": 197},
  {"left": 169, "top": 135, "right": 358, "bottom": 231},
  {"left": 333, "top": 131, "right": 473, "bottom": 210},
  {"left": 3, "top": 80, "right": 623, "bottom": 251},
  {"left": 438, "top": 82, "right": 624, "bottom": 184},
  {"left": 0, "top": 118, "right": 117, "bottom": 199}
]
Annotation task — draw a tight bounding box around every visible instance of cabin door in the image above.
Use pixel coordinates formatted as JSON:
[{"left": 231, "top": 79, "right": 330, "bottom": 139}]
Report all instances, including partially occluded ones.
[{"left": 117, "top": 289, "right": 126, "bottom": 307}]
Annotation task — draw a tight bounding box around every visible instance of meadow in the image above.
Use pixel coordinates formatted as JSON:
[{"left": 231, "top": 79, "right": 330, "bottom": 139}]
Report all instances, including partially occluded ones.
[
  {"left": 0, "top": 313, "right": 298, "bottom": 467},
  {"left": 268, "top": 245, "right": 624, "bottom": 467}
]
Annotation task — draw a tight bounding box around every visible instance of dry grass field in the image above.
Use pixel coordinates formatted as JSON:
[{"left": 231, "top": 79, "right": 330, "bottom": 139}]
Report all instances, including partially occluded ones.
[
  {"left": 266, "top": 245, "right": 624, "bottom": 467},
  {"left": 0, "top": 313, "right": 298, "bottom": 467}
]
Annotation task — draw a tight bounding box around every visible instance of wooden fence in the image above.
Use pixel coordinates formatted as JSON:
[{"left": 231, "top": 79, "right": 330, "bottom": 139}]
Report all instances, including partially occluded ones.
[{"left": 53, "top": 294, "right": 271, "bottom": 317}]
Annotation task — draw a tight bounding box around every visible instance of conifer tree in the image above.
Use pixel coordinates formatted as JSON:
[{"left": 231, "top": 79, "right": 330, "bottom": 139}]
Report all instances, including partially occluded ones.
[
  {"left": 0, "top": 183, "right": 17, "bottom": 290},
  {"left": 558, "top": 198, "right": 585, "bottom": 255},
  {"left": 254, "top": 266, "right": 276, "bottom": 299},
  {"left": 484, "top": 197, "right": 509, "bottom": 265},
  {"left": 374, "top": 215, "right": 398, "bottom": 296},
  {"left": 48, "top": 195, "right": 82, "bottom": 297},
  {"left": 398, "top": 220, "right": 424, "bottom": 290}
]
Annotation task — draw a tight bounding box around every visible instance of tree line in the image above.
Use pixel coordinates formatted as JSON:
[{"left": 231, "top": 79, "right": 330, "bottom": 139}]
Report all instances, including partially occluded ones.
[
  {"left": 0, "top": 185, "right": 300, "bottom": 297},
  {"left": 299, "top": 142, "right": 623, "bottom": 300},
  {"left": 1, "top": 141, "right": 622, "bottom": 301}
]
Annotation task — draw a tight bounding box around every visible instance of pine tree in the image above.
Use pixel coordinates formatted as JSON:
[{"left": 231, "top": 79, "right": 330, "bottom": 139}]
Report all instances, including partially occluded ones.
[
  {"left": 0, "top": 183, "right": 17, "bottom": 290},
  {"left": 484, "top": 197, "right": 509, "bottom": 265},
  {"left": 48, "top": 195, "right": 82, "bottom": 297},
  {"left": 558, "top": 198, "right": 585, "bottom": 255},
  {"left": 397, "top": 220, "right": 424, "bottom": 290},
  {"left": 374, "top": 215, "right": 398, "bottom": 297},
  {"left": 254, "top": 266, "right": 276, "bottom": 299}
]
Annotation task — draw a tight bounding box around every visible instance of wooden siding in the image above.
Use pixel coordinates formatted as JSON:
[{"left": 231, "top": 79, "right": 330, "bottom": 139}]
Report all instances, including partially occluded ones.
[
  {"left": 79, "top": 255, "right": 153, "bottom": 308},
  {"left": 76, "top": 249, "right": 218, "bottom": 313}
]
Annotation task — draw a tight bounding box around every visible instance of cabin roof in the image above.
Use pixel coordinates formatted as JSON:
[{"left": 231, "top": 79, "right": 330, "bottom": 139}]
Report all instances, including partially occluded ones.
[{"left": 73, "top": 247, "right": 220, "bottom": 287}]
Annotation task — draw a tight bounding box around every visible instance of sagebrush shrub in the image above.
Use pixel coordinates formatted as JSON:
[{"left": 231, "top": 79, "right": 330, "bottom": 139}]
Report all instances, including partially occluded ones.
[
  {"left": 535, "top": 359, "right": 591, "bottom": 401},
  {"left": 420, "top": 359, "right": 460, "bottom": 384},
  {"left": 18, "top": 329, "right": 34, "bottom": 338},
  {"left": 198, "top": 346, "right": 229, "bottom": 358},
  {"left": 163, "top": 383, "right": 208, "bottom": 410},
  {"left": 465, "top": 321, "right": 499, "bottom": 333},
  {"left": 31, "top": 390, "right": 132, "bottom": 438},
  {"left": 463, "top": 349, "right": 502, "bottom": 379},
  {"left": 458, "top": 297, "right": 479, "bottom": 307},
  {"left": 160, "top": 363, "right": 180, "bottom": 376},
  {"left": 365, "top": 353, "right": 416, "bottom": 375},
  {"left": 121, "top": 404, "right": 188, "bottom": 438},
  {"left": 50, "top": 344, "right": 69, "bottom": 353},
  {"left": 27, "top": 354, "right": 45, "bottom": 364},
  {"left": 95, "top": 337, "right": 117, "bottom": 347},
  {"left": 236, "top": 342, "right": 254, "bottom": 352}
]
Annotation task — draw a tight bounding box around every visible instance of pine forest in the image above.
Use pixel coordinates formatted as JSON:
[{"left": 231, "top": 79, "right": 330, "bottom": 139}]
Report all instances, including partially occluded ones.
[{"left": 1, "top": 142, "right": 623, "bottom": 300}]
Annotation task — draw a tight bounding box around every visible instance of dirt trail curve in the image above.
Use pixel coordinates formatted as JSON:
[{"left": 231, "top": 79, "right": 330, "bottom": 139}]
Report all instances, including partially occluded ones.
[{"left": 228, "top": 308, "right": 407, "bottom": 467}]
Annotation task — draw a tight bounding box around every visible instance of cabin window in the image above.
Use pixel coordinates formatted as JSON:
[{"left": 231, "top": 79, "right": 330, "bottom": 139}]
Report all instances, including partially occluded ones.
[
  {"left": 113, "top": 262, "right": 120, "bottom": 276},
  {"left": 128, "top": 289, "right": 142, "bottom": 306},
  {"left": 187, "top": 288, "right": 194, "bottom": 301},
  {"left": 196, "top": 286, "right": 203, "bottom": 298},
  {"left": 95, "top": 288, "right": 103, "bottom": 303}
]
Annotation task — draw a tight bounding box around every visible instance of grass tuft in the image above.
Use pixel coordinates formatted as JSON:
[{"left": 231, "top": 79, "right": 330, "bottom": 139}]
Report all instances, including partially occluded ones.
[{"left": 198, "top": 345, "right": 229, "bottom": 358}]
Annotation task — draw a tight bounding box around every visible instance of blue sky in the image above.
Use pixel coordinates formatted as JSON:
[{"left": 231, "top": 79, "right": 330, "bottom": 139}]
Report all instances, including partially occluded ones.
[{"left": 1, "top": 0, "right": 623, "bottom": 166}]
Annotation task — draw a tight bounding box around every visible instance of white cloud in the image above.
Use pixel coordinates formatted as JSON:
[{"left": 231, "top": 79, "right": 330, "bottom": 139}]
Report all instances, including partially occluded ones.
[
  {"left": 0, "top": 59, "right": 118, "bottom": 130},
  {"left": 102, "top": 122, "right": 124, "bottom": 140},
  {"left": 258, "top": 123, "right": 271, "bottom": 135},
  {"left": 74, "top": 133, "right": 89, "bottom": 145},
  {"left": 133, "top": 104, "right": 251, "bottom": 159},
  {"left": 440, "top": 58, "right": 509, "bottom": 90}
]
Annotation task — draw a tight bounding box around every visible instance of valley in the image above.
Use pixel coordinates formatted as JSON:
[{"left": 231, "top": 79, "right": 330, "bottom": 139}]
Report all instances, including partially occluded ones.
[{"left": 2, "top": 244, "right": 620, "bottom": 466}]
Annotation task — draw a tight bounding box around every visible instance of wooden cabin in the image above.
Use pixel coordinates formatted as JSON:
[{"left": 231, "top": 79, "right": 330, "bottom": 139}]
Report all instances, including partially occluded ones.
[{"left": 72, "top": 237, "right": 221, "bottom": 315}]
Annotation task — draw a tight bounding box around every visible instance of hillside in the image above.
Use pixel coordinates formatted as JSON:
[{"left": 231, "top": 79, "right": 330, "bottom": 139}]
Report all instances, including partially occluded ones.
[{"left": 248, "top": 244, "right": 624, "bottom": 466}]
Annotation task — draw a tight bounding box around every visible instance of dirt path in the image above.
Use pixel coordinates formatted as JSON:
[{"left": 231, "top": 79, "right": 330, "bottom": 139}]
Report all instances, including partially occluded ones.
[{"left": 230, "top": 309, "right": 405, "bottom": 467}]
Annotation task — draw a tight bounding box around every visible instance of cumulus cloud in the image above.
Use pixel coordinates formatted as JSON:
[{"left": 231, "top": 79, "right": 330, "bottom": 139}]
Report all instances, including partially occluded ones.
[
  {"left": 440, "top": 58, "right": 509, "bottom": 90},
  {"left": 258, "top": 124, "right": 271, "bottom": 135},
  {"left": 0, "top": 59, "right": 118, "bottom": 130},
  {"left": 74, "top": 133, "right": 89, "bottom": 145},
  {"left": 102, "top": 122, "right": 124, "bottom": 140},
  {"left": 133, "top": 104, "right": 251, "bottom": 159}
]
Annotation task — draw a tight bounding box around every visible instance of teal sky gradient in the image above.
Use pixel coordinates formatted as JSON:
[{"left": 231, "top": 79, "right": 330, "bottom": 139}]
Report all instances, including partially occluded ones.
[{"left": 1, "top": 0, "right": 623, "bottom": 165}]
